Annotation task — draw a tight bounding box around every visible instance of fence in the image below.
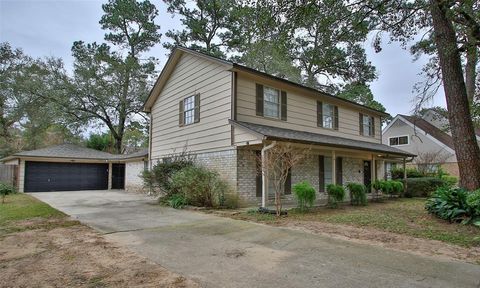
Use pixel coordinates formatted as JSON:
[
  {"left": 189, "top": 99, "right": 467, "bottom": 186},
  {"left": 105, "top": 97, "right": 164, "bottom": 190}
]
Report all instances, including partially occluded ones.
[{"left": 0, "top": 164, "right": 18, "bottom": 187}]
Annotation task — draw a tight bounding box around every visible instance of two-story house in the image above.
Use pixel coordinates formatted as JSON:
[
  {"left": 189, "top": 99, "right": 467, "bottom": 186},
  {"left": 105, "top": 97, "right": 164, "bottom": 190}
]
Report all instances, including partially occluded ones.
[{"left": 143, "top": 47, "right": 414, "bottom": 205}]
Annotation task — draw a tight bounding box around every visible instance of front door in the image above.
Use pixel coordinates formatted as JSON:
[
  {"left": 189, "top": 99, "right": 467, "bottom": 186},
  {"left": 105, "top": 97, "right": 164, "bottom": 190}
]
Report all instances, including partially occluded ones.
[
  {"left": 111, "top": 163, "right": 125, "bottom": 189},
  {"left": 363, "top": 160, "right": 372, "bottom": 187}
]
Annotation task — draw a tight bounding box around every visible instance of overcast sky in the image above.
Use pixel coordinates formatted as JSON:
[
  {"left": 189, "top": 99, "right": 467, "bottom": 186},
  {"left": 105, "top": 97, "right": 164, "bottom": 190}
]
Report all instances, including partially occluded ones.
[{"left": 0, "top": 0, "right": 447, "bottom": 118}]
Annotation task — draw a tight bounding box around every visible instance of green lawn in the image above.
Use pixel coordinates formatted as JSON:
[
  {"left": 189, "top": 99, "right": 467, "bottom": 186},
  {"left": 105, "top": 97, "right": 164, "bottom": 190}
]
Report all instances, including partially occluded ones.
[
  {"left": 0, "top": 193, "right": 66, "bottom": 228},
  {"left": 235, "top": 198, "right": 480, "bottom": 247}
]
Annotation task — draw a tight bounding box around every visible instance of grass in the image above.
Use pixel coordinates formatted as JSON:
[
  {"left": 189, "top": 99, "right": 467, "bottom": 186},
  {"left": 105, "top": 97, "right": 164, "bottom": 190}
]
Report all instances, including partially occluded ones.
[
  {"left": 0, "top": 193, "right": 75, "bottom": 236},
  {"left": 0, "top": 193, "right": 65, "bottom": 226},
  {"left": 235, "top": 198, "right": 480, "bottom": 247}
]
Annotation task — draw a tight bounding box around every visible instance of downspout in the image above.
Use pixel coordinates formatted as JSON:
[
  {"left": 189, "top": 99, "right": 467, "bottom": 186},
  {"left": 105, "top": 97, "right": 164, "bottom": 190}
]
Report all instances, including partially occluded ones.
[{"left": 261, "top": 141, "right": 277, "bottom": 208}]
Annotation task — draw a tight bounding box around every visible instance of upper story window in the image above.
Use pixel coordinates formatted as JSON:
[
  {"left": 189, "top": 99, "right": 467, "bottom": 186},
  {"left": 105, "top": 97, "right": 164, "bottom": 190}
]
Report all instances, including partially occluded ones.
[
  {"left": 179, "top": 94, "right": 199, "bottom": 126},
  {"left": 389, "top": 135, "right": 409, "bottom": 146},
  {"left": 317, "top": 101, "right": 338, "bottom": 130},
  {"left": 263, "top": 87, "right": 280, "bottom": 118},
  {"left": 256, "top": 83, "right": 287, "bottom": 121},
  {"left": 359, "top": 113, "right": 375, "bottom": 137}
]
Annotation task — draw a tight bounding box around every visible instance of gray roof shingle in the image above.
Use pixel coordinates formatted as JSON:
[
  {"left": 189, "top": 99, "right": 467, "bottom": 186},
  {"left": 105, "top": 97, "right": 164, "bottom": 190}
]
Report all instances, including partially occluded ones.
[
  {"left": 7, "top": 144, "right": 148, "bottom": 161},
  {"left": 231, "top": 120, "right": 415, "bottom": 157}
]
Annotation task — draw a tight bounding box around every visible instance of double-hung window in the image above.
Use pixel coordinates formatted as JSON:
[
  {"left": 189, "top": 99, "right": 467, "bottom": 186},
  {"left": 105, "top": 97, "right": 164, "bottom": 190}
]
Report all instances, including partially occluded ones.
[
  {"left": 255, "top": 84, "right": 287, "bottom": 120},
  {"left": 179, "top": 94, "right": 200, "bottom": 126},
  {"left": 183, "top": 95, "right": 195, "bottom": 125},
  {"left": 359, "top": 113, "right": 375, "bottom": 137},
  {"left": 323, "top": 104, "right": 335, "bottom": 129},
  {"left": 263, "top": 87, "right": 280, "bottom": 119},
  {"left": 317, "top": 101, "right": 339, "bottom": 130}
]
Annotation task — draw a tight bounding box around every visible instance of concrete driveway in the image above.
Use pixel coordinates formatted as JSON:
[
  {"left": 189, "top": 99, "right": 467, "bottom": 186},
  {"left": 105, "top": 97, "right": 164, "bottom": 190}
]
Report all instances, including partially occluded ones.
[{"left": 31, "top": 190, "right": 480, "bottom": 288}]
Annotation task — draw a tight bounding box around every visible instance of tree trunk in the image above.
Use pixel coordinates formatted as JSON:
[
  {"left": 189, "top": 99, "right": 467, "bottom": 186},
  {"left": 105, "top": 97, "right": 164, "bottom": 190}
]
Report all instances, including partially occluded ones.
[
  {"left": 429, "top": 0, "right": 480, "bottom": 190},
  {"left": 465, "top": 35, "right": 477, "bottom": 103}
]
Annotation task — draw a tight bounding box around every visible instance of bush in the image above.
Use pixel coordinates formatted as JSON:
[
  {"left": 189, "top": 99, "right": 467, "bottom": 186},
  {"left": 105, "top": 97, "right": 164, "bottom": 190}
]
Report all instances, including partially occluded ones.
[
  {"left": 404, "top": 177, "right": 447, "bottom": 197},
  {"left": 221, "top": 192, "right": 242, "bottom": 209},
  {"left": 426, "top": 187, "right": 480, "bottom": 226},
  {"left": 346, "top": 183, "right": 367, "bottom": 206},
  {"left": 466, "top": 190, "right": 480, "bottom": 217},
  {"left": 391, "top": 167, "right": 423, "bottom": 179},
  {"left": 166, "top": 194, "right": 187, "bottom": 209},
  {"left": 293, "top": 181, "right": 317, "bottom": 211},
  {"left": 391, "top": 181, "right": 404, "bottom": 196},
  {"left": 0, "top": 182, "right": 16, "bottom": 204},
  {"left": 441, "top": 175, "right": 458, "bottom": 188},
  {"left": 327, "top": 184, "right": 345, "bottom": 208},
  {"left": 141, "top": 152, "right": 194, "bottom": 196},
  {"left": 171, "top": 166, "right": 233, "bottom": 208}
]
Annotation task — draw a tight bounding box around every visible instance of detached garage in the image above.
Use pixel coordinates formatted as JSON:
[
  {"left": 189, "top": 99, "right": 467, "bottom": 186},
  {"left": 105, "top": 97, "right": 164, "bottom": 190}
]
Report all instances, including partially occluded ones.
[{"left": 1, "top": 144, "right": 148, "bottom": 193}]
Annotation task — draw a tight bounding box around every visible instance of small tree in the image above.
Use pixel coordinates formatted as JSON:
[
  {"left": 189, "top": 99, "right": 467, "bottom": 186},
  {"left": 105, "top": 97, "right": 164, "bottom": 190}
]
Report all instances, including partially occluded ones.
[
  {"left": 0, "top": 183, "right": 16, "bottom": 204},
  {"left": 259, "top": 142, "right": 309, "bottom": 216}
]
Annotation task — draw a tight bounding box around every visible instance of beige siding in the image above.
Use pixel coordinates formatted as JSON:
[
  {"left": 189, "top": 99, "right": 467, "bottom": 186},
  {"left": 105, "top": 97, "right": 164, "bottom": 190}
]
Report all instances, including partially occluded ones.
[
  {"left": 4, "top": 159, "right": 19, "bottom": 165},
  {"left": 382, "top": 118, "right": 456, "bottom": 163},
  {"left": 150, "top": 53, "right": 232, "bottom": 160},
  {"left": 235, "top": 73, "right": 382, "bottom": 143},
  {"left": 233, "top": 126, "right": 262, "bottom": 146}
]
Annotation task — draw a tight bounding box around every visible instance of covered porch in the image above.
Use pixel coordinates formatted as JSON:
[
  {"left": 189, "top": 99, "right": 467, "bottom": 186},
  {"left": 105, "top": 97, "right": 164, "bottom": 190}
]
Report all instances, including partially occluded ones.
[{"left": 231, "top": 120, "right": 415, "bottom": 206}]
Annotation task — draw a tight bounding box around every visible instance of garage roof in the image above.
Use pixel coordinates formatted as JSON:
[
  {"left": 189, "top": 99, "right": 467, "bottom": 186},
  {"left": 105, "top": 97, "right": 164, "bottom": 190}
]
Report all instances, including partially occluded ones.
[{"left": 1, "top": 144, "right": 148, "bottom": 162}]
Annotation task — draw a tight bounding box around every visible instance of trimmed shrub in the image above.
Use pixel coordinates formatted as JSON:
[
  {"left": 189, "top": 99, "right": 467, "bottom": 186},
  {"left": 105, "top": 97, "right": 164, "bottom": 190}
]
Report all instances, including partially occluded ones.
[
  {"left": 426, "top": 187, "right": 480, "bottom": 226},
  {"left": 441, "top": 175, "right": 458, "bottom": 188},
  {"left": 391, "top": 167, "right": 423, "bottom": 179},
  {"left": 404, "top": 177, "right": 447, "bottom": 197},
  {"left": 170, "top": 166, "right": 233, "bottom": 208},
  {"left": 293, "top": 181, "right": 317, "bottom": 211},
  {"left": 327, "top": 184, "right": 345, "bottom": 208},
  {"left": 0, "top": 182, "right": 16, "bottom": 204},
  {"left": 347, "top": 183, "right": 367, "bottom": 206}
]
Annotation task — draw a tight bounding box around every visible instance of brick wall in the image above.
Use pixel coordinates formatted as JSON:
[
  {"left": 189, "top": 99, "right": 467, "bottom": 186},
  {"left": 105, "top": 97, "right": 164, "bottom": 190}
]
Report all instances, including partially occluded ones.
[
  {"left": 237, "top": 149, "right": 258, "bottom": 203},
  {"left": 194, "top": 149, "right": 238, "bottom": 188}
]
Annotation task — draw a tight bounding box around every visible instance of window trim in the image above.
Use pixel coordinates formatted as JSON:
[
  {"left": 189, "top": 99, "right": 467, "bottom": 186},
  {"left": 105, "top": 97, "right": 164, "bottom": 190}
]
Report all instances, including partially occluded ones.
[
  {"left": 388, "top": 135, "right": 409, "bottom": 146},
  {"left": 262, "top": 85, "right": 281, "bottom": 119}
]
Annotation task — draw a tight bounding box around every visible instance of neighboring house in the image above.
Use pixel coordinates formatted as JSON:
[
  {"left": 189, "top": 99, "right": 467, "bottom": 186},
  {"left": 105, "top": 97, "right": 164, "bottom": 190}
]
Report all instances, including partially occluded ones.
[
  {"left": 144, "top": 47, "right": 413, "bottom": 205},
  {"left": 1, "top": 144, "right": 147, "bottom": 193},
  {"left": 382, "top": 113, "right": 480, "bottom": 177}
]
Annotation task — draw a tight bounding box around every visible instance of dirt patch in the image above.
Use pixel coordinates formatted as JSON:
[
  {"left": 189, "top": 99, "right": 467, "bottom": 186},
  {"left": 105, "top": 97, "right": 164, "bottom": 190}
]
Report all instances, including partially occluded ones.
[
  {"left": 0, "top": 219, "right": 198, "bottom": 288},
  {"left": 281, "top": 221, "right": 480, "bottom": 264}
]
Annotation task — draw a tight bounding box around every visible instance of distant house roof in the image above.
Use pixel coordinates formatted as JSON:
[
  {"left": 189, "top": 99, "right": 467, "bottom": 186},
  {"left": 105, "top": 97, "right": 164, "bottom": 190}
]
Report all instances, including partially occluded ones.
[
  {"left": 398, "top": 115, "right": 455, "bottom": 150},
  {"left": 1, "top": 144, "right": 148, "bottom": 162},
  {"left": 230, "top": 120, "right": 415, "bottom": 157},
  {"left": 144, "top": 47, "right": 390, "bottom": 117}
]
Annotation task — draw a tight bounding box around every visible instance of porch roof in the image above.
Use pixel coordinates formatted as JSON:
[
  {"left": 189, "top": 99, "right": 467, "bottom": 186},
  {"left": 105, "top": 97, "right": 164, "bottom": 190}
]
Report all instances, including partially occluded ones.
[{"left": 230, "top": 120, "right": 415, "bottom": 157}]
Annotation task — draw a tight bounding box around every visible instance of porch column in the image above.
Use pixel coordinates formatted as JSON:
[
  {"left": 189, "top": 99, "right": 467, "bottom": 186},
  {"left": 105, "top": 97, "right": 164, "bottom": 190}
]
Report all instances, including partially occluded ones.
[
  {"left": 108, "top": 162, "right": 112, "bottom": 190},
  {"left": 372, "top": 155, "right": 376, "bottom": 183},
  {"left": 331, "top": 150, "right": 336, "bottom": 185},
  {"left": 403, "top": 157, "right": 407, "bottom": 197}
]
